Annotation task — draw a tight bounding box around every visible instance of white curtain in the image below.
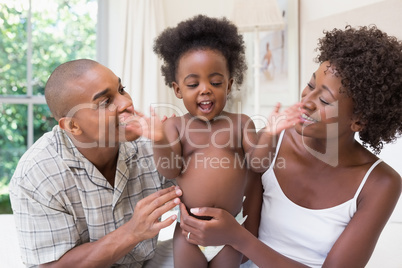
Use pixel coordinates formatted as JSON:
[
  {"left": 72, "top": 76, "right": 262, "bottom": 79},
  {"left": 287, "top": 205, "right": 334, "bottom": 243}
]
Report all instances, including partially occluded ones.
[{"left": 104, "top": 0, "right": 182, "bottom": 116}]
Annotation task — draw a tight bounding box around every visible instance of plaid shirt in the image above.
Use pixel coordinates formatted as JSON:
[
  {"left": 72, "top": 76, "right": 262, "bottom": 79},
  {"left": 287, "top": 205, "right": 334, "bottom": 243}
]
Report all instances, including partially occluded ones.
[{"left": 9, "top": 126, "right": 173, "bottom": 267}]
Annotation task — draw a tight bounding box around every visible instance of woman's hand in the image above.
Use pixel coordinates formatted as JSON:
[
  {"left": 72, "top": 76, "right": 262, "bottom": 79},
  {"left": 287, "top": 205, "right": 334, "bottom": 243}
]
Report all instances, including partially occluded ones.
[{"left": 178, "top": 203, "right": 242, "bottom": 247}]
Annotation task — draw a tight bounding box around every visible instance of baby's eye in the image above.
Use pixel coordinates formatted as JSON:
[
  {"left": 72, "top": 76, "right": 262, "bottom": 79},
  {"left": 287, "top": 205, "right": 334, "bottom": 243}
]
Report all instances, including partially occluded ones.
[
  {"left": 211, "top": 82, "right": 223, "bottom": 86},
  {"left": 187, "top": 83, "right": 198, "bottom": 88}
]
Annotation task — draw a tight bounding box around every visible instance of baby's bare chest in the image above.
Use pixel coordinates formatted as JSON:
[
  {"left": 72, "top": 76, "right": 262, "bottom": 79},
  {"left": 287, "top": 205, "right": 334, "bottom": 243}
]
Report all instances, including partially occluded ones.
[{"left": 178, "top": 119, "right": 244, "bottom": 154}]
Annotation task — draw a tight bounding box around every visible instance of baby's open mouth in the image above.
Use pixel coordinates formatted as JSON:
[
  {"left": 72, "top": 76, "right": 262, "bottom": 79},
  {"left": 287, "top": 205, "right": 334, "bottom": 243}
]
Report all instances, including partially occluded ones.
[{"left": 199, "top": 101, "right": 213, "bottom": 112}]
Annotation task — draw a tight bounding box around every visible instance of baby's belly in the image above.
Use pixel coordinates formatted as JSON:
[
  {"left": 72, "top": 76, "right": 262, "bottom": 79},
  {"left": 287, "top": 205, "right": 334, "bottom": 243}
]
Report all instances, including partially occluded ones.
[{"left": 178, "top": 150, "right": 247, "bottom": 216}]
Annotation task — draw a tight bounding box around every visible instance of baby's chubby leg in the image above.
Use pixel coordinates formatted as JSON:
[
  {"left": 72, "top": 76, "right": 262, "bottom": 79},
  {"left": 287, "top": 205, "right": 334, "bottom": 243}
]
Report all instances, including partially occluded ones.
[
  {"left": 209, "top": 244, "right": 243, "bottom": 268},
  {"left": 173, "top": 222, "right": 207, "bottom": 268}
]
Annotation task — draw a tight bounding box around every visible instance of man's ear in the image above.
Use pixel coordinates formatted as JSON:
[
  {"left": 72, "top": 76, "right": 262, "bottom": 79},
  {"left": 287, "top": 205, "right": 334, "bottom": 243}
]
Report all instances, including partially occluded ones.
[
  {"left": 172, "top": 82, "right": 183, "bottom": 99},
  {"left": 59, "top": 117, "right": 82, "bottom": 135}
]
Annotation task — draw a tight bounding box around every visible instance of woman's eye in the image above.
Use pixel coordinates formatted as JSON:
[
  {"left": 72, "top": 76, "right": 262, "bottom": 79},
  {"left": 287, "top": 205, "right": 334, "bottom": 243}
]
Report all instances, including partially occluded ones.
[
  {"left": 319, "top": 97, "right": 330, "bottom": 105},
  {"left": 307, "top": 83, "right": 314, "bottom": 89},
  {"left": 119, "top": 86, "right": 126, "bottom": 94}
]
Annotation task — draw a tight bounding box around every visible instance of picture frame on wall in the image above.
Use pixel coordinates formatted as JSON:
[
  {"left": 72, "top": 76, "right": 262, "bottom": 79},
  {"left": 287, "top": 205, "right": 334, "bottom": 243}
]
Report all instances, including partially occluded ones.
[
  {"left": 240, "top": 0, "right": 299, "bottom": 116},
  {"left": 258, "top": 0, "right": 299, "bottom": 107}
]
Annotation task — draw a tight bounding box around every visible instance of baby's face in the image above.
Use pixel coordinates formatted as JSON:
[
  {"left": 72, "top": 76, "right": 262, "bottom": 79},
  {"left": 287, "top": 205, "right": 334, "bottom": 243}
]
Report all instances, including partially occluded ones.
[{"left": 172, "top": 49, "right": 233, "bottom": 121}]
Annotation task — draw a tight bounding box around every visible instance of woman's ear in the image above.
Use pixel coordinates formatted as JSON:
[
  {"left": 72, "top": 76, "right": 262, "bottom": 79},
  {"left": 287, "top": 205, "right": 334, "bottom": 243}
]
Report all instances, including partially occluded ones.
[
  {"left": 59, "top": 117, "right": 82, "bottom": 135},
  {"left": 350, "top": 119, "right": 364, "bottom": 132},
  {"left": 172, "top": 82, "right": 183, "bottom": 99}
]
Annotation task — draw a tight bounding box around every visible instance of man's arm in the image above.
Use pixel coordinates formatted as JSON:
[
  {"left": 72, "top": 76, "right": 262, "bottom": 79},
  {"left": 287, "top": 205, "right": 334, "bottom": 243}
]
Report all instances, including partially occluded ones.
[{"left": 40, "top": 186, "right": 182, "bottom": 268}]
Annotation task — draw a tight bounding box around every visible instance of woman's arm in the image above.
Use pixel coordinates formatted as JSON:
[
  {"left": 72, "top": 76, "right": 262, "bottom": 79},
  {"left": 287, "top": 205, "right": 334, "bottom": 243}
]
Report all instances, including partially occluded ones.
[
  {"left": 322, "top": 162, "right": 401, "bottom": 267},
  {"left": 241, "top": 169, "right": 263, "bottom": 263},
  {"left": 242, "top": 169, "right": 263, "bottom": 239}
]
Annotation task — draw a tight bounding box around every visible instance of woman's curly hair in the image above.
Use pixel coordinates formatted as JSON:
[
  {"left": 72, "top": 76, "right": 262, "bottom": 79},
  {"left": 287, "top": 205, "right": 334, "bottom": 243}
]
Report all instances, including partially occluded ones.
[
  {"left": 316, "top": 25, "right": 402, "bottom": 154},
  {"left": 153, "top": 14, "right": 247, "bottom": 89}
]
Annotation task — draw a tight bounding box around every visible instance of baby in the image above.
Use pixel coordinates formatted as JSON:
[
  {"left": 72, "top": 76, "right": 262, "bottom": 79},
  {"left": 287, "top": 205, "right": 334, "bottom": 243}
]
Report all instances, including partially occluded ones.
[{"left": 131, "top": 15, "right": 301, "bottom": 267}]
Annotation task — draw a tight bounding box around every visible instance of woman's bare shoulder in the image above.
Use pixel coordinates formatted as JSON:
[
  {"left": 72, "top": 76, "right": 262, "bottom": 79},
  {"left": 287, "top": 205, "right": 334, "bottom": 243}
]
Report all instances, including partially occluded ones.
[{"left": 369, "top": 160, "right": 401, "bottom": 189}]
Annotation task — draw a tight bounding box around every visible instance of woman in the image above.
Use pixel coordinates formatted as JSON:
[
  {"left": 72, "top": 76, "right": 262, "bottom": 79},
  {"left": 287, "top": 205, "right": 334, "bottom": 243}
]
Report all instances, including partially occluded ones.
[{"left": 178, "top": 25, "right": 402, "bottom": 267}]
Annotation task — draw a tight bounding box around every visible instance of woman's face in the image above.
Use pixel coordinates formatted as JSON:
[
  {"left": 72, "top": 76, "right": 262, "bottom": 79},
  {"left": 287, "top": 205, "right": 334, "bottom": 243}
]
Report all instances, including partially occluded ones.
[
  {"left": 295, "top": 61, "right": 357, "bottom": 140},
  {"left": 172, "top": 49, "right": 233, "bottom": 121}
]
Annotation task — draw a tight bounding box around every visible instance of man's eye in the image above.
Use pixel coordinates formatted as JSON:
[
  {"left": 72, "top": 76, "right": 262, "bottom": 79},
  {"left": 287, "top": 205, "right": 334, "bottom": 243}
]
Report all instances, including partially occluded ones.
[
  {"left": 99, "top": 98, "right": 110, "bottom": 107},
  {"left": 119, "top": 86, "right": 126, "bottom": 94},
  {"left": 307, "top": 83, "right": 314, "bottom": 89}
]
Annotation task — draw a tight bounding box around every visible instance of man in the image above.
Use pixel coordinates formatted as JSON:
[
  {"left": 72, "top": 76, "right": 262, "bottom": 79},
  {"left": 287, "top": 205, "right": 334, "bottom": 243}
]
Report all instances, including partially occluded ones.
[{"left": 9, "top": 59, "right": 180, "bottom": 267}]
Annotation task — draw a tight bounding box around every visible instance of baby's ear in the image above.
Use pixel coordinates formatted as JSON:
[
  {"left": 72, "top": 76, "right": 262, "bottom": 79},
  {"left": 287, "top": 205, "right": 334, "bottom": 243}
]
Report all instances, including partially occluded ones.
[
  {"left": 227, "top": 78, "right": 234, "bottom": 95},
  {"left": 172, "top": 82, "right": 183, "bottom": 99},
  {"left": 59, "top": 117, "right": 82, "bottom": 135}
]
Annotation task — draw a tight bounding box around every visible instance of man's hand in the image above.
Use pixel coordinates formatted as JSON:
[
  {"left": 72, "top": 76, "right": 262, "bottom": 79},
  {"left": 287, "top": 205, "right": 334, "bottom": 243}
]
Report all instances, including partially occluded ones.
[
  {"left": 127, "top": 186, "right": 182, "bottom": 242},
  {"left": 40, "top": 186, "right": 182, "bottom": 268}
]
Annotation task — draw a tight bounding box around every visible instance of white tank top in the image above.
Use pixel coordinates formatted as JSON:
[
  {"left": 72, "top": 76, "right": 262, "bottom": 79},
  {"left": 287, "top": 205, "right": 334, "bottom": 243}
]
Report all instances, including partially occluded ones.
[{"left": 252, "top": 132, "right": 382, "bottom": 268}]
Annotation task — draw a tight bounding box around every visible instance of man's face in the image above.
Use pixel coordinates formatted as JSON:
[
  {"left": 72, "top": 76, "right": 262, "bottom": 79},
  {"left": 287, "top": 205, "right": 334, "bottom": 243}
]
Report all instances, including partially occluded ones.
[{"left": 65, "top": 64, "right": 139, "bottom": 148}]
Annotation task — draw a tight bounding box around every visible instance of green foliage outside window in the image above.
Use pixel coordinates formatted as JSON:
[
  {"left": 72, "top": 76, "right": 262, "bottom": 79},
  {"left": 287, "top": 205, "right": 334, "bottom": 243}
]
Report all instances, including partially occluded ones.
[{"left": 0, "top": 0, "right": 97, "bottom": 213}]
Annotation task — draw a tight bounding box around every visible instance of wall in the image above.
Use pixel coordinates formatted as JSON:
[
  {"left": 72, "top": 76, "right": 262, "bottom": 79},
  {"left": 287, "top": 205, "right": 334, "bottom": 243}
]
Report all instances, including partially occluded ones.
[{"left": 164, "top": 0, "right": 234, "bottom": 27}]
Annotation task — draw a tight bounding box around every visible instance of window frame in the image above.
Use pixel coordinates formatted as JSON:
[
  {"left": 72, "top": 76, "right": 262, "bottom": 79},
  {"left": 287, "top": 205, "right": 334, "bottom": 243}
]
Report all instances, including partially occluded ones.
[{"left": 0, "top": 0, "right": 104, "bottom": 148}]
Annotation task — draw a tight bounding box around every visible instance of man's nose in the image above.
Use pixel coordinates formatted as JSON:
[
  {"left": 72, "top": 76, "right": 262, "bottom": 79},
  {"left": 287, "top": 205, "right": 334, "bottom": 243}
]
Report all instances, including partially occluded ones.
[{"left": 116, "top": 94, "right": 134, "bottom": 112}]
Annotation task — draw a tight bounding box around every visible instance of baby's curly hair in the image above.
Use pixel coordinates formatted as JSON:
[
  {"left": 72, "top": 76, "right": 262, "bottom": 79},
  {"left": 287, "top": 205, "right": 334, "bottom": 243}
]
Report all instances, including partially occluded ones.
[
  {"left": 153, "top": 14, "right": 247, "bottom": 89},
  {"left": 316, "top": 25, "right": 402, "bottom": 154}
]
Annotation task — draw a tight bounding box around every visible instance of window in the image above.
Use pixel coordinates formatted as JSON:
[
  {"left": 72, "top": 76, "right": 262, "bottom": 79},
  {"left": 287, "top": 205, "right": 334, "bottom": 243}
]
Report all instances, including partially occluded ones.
[{"left": 0, "top": 0, "right": 97, "bottom": 213}]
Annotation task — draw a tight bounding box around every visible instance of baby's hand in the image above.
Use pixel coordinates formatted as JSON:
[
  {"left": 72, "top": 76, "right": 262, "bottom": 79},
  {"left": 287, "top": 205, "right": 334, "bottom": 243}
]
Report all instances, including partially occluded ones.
[
  {"left": 121, "top": 107, "right": 165, "bottom": 142},
  {"left": 264, "top": 102, "right": 302, "bottom": 135}
]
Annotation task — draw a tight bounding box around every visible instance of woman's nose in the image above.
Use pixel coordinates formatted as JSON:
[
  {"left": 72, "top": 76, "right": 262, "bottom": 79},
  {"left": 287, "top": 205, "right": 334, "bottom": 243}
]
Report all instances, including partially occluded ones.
[{"left": 301, "top": 88, "right": 316, "bottom": 111}]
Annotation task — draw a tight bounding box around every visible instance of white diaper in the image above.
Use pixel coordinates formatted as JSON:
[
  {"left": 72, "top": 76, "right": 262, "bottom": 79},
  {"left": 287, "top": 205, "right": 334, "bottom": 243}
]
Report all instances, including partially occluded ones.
[{"left": 198, "top": 208, "right": 247, "bottom": 262}]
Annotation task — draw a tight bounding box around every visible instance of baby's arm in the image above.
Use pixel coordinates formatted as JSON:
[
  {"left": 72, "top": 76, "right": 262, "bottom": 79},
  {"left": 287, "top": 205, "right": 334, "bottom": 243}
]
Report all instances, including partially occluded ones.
[
  {"left": 130, "top": 109, "right": 183, "bottom": 179},
  {"left": 153, "top": 117, "right": 183, "bottom": 179},
  {"left": 247, "top": 103, "right": 302, "bottom": 173}
]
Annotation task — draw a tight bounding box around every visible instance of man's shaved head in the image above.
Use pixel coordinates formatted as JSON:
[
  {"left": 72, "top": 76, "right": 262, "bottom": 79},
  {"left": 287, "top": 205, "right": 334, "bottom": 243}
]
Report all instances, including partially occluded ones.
[{"left": 45, "top": 59, "right": 99, "bottom": 120}]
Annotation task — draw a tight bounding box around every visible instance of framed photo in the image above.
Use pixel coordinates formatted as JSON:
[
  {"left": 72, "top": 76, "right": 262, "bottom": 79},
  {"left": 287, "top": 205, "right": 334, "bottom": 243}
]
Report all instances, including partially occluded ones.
[{"left": 241, "top": 0, "right": 299, "bottom": 116}]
